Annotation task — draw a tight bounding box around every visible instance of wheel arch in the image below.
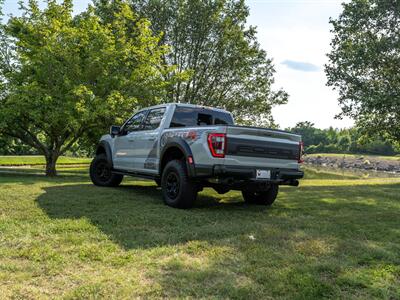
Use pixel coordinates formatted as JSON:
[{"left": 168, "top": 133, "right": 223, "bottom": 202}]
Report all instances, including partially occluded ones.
[
  {"left": 160, "top": 137, "right": 195, "bottom": 177},
  {"left": 95, "top": 141, "right": 113, "bottom": 168}
]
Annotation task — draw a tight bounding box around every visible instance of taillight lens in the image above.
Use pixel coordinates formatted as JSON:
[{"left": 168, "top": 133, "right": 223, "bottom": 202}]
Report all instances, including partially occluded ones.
[
  {"left": 298, "top": 141, "right": 304, "bottom": 163},
  {"left": 207, "top": 133, "right": 226, "bottom": 158}
]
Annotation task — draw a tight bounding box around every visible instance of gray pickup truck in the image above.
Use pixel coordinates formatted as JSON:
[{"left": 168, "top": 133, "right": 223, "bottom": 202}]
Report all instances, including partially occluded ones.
[{"left": 90, "top": 103, "right": 304, "bottom": 208}]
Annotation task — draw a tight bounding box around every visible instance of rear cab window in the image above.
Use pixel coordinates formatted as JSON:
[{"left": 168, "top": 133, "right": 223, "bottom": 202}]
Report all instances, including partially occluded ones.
[
  {"left": 170, "top": 106, "right": 234, "bottom": 128},
  {"left": 143, "top": 107, "right": 166, "bottom": 130}
]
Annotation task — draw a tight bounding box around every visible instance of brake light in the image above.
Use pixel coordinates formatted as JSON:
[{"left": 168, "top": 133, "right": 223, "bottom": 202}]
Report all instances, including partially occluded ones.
[
  {"left": 207, "top": 133, "right": 226, "bottom": 158},
  {"left": 298, "top": 141, "right": 304, "bottom": 163}
]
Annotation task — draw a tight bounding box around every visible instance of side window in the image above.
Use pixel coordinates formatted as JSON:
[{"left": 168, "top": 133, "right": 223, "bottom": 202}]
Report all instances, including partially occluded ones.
[
  {"left": 143, "top": 108, "right": 166, "bottom": 130},
  {"left": 170, "top": 107, "right": 197, "bottom": 127},
  {"left": 123, "top": 110, "right": 147, "bottom": 133}
]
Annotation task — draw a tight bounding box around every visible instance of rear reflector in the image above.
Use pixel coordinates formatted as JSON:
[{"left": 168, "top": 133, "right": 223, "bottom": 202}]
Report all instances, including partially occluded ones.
[{"left": 207, "top": 133, "right": 226, "bottom": 158}]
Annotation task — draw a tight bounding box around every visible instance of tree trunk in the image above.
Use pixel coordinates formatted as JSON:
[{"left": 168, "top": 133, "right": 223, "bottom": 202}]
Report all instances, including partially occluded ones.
[{"left": 45, "top": 151, "right": 59, "bottom": 176}]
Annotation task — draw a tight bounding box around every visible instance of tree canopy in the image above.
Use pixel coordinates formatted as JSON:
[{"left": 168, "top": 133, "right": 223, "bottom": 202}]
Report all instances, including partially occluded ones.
[
  {"left": 94, "top": 0, "right": 288, "bottom": 126},
  {"left": 326, "top": 0, "right": 400, "bottom": 142},
  {"left": 0, "top": 0, "right": 171, "bottom": 175}
]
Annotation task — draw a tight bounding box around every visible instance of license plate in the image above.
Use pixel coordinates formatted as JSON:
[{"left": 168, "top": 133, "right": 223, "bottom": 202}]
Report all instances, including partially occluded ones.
[{"left": 256, "top": 170, "right": 271, "bottom": 179}]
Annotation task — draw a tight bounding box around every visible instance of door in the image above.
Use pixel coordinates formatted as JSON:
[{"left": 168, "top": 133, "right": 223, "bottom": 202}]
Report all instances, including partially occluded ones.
[
  {"left": 112, "top": 110, "right": 147, "bottom": 171},
  {"left": 133, "top": 107, "right": 166, "bottom": 173}
]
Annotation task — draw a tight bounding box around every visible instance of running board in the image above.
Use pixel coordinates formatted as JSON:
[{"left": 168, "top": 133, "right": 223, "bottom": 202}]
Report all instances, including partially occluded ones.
[{"left": 112, "top": 169, "right": 159, "bottom": 181}]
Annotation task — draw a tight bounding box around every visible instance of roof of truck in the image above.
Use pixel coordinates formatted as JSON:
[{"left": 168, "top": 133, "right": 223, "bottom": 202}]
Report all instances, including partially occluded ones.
[{"left": 138, "top": 102, "right": 231, "bottom": 114}]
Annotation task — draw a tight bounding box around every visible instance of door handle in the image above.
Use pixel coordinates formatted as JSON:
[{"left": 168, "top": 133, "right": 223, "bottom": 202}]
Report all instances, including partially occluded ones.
[{"left": 147, "top": 137, "right": 156, "bottom": 141}]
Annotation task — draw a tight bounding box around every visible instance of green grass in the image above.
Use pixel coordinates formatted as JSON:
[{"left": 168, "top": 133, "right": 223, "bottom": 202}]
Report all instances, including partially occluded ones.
[
  {"left": 0, "top": 167, "right": 399, "bottom": 299},
  {"left": 0, "top": 155, "right": 91, "bottom": 166},
  {"left": 308, "top": 153, "right": 400, "bottom": 161}
]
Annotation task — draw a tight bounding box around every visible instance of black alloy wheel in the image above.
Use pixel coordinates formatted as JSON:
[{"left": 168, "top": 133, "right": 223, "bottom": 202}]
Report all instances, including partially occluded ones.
[
  {"left": 96, "top": 161, "right": 111, "bottom": 182},
  {"left": 161, "top": 159, "right": 197, "bottom": 208},
  {"left": 90, "top": 154, "right": 123, "bottom": 187},
  {"left": 166, "top": 171, "right": 180, "bottom": 199}
]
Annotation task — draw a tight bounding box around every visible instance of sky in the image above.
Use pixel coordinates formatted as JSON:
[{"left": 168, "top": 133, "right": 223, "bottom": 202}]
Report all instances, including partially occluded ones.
[
  {"left": 246, "top": 0, "right": 353, "bottom": 129},
  {"left": 2, "top": 0, "right": 353, "bottom": 129}
]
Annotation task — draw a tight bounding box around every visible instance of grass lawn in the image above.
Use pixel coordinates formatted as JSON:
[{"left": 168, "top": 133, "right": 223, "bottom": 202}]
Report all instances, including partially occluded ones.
[
  {"left": 0, "top": 155, "right": 91, "bottom": 166},
  {"left": 0, "top": 167, "right": 399, "bottom": 299}
]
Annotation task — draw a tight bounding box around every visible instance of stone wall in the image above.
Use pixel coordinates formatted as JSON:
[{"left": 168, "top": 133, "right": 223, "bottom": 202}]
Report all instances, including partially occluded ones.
[{"left": 304, "top": 155, "right": 400, "bottom": 173}]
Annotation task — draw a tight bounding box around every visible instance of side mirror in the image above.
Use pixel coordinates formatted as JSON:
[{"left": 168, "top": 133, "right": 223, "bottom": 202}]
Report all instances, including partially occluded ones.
[{"left": 110, "top": 125, "right": 121, "bottom": 137}]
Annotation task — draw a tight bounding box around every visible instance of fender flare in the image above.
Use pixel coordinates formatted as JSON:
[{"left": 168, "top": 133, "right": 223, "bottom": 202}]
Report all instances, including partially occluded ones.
[
  {"left": 160, "top": 137, "right": 195, "bottom": 177},
  {"left": 96, "top": 140, "right": 113, "bottom": 168}
]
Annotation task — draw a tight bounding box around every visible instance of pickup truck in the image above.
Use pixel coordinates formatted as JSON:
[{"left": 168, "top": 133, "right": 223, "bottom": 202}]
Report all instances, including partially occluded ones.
[{"left": 90, "top": 103, "right": 304, "bottom": 208}]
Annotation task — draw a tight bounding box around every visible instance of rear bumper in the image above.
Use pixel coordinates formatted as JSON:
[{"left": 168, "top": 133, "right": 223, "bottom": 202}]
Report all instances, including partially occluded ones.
[{"left": 194, "top": 164, "right": 303, "bottom": 184}]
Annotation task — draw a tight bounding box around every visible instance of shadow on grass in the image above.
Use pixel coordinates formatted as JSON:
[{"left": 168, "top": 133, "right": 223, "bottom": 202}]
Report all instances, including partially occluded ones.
[
  {"left": 36, "top": 181, "right": 400, "bottom": 250},
  {"left": 36, "top": 182, "right": 269, "bottom": 249}
]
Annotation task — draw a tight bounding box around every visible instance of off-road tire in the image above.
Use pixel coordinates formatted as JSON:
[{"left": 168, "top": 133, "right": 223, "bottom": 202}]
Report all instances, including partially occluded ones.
[
  {"left": 242, "top": 184, "right": 279, "bottom": 205},
  {"left": 90, "top": 154, "right": 123, "bottom": 187},
  {"left": 161, "top": 159, "right": 197, "bottom": 208}
]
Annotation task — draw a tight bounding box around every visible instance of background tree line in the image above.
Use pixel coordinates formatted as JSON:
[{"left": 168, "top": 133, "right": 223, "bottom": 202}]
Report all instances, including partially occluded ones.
[{"left": 288, "top": 122, "right": 400, "bottom": 156}]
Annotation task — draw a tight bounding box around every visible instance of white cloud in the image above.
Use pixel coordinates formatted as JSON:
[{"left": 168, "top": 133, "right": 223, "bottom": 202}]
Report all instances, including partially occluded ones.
[{"left": 281, "top": 60, "right": 320, "bottom": 72}]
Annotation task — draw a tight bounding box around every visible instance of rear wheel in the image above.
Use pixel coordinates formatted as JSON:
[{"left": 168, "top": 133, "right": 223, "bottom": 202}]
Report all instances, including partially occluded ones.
[
  {"left": 161, "top": 160, "right": 197, "bottom": 208},
  {"left": 90, "top": 154, "right": 123, "bottom": 187},
  {"left": 242, "top": 184, "right": 279, "bottom": 205}
]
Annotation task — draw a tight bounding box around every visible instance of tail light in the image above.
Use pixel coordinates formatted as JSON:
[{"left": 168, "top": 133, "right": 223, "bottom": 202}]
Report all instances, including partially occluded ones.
[
  {"left": 298, "top": 141, "right": 304, "bottom": 163},
  {"left": 207, "top": 133, "right": 226, "bottom": 158}
]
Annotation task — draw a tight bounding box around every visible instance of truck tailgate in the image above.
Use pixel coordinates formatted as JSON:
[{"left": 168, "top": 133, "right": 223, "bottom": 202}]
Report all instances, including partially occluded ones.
[{"left": 224, "top": 126, "right": 301, "bottom": 170}]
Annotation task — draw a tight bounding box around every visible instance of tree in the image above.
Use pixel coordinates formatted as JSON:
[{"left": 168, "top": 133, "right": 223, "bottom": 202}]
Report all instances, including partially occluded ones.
[
  {"left": 0, "top": 0, "right": 171, "bottom": 175},
  {"left": 337, "top": 135, "right": 351, "bottom": 152},
  {"left": 289, "top": 121, "right": 328, "bottom": 147},
  {"left": 326, "top": 0, "right": 400, "bottom": 142},
  {"left": 94, "top": 0, "right": 288, "bottom": 126}
]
